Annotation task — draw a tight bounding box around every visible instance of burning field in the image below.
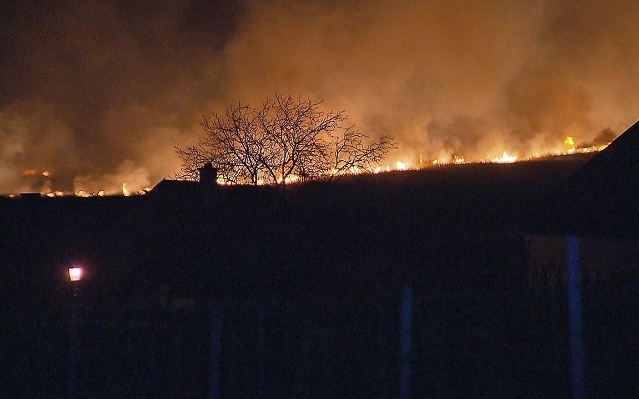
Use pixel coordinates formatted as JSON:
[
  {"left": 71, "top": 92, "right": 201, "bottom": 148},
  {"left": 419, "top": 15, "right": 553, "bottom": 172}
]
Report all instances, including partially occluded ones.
[
  {"left": 12, "top": 134, "right": 610, "bottom": 197},
  {"left": 2, "top": 1, "right": 639, "bottom": 196}
]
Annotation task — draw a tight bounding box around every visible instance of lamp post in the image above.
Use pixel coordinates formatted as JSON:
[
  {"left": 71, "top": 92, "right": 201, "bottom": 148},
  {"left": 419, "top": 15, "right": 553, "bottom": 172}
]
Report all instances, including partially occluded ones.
[{"left": 68, "top": 266, "right": 83, "bottom": 399}]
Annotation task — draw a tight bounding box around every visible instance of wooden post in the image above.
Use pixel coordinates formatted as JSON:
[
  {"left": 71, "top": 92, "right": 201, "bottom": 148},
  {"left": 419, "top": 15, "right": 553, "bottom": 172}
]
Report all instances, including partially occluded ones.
[
  {"left": 566, "top": 235, "right": 585, "bottom": 399},
  {"left": 399, "top": 286, "right": 413, "bottom": 399}
]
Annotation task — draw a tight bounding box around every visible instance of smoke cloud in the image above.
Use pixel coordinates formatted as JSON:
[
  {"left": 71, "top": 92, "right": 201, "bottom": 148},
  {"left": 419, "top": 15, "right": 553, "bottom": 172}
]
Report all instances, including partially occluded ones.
[{"left": 2, "top": 1, "right": 639, "bottom": 193}]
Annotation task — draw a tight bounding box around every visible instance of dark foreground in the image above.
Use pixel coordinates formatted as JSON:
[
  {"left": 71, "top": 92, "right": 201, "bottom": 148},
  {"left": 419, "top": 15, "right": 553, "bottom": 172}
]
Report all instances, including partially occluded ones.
[{"left": 2, "top": 155, "right": 638, "bottom": 398}]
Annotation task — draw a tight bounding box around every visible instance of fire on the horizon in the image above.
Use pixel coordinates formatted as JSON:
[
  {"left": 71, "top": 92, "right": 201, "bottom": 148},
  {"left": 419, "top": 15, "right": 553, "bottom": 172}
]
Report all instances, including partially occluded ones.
[
  {"left": 3, "top": 2, "right": 638, "bottom": 200},
  {"left": 16, "top": 136, "right": 610, "bottom": 198}
]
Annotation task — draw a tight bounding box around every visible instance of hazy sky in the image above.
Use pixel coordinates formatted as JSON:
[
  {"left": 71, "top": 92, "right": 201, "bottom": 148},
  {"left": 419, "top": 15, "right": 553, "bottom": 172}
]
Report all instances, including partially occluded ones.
[{"left": 2, "top": 0, "right": 639, "bottom": 193}]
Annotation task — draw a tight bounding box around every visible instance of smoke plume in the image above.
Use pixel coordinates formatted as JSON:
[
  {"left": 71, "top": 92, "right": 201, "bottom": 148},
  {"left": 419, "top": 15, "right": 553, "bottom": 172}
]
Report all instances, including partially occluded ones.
[{"left": 2, "top": 1, "right": 639, "bottom": 193}]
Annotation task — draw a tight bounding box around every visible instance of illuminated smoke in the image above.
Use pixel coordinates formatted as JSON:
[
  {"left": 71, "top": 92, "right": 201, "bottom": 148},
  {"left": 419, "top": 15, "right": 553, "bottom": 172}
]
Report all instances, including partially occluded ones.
[{"left": 1, "top": 1, "right": 639, "bottom": 194}]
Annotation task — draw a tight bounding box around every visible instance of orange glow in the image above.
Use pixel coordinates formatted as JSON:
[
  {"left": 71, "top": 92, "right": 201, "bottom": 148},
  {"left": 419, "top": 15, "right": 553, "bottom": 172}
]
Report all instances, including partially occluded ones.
[
  {"left": 564, "top": 136, "right": 576, "bottom": 153},
  {"left": 491, "top": 152, "right": 518, "bottom": 163},
  {"left": 13, "top": 136, "right": 613, "bottom": 195},
  {"left": 564, "top": 136, "right": 575, "bottom": 147}
]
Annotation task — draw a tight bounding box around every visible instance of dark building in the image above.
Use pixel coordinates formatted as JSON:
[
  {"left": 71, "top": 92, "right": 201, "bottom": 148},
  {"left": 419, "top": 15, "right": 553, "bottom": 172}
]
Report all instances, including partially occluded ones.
[
  {"left": 523, "top": 119, "right": 639, "bottom": 399},
  {"left": 151, "top": 163, "right": 218, "bottom": 197}
]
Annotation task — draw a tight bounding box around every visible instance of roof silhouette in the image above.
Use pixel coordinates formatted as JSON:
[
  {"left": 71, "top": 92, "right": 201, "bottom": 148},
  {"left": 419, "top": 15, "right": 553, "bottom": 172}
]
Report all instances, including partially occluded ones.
[
  {"left": 543, "top": 119, "right": 639, "bottom": 238},
  {"left": 150, "top": 163, "right": 218, "bottom": 197}
]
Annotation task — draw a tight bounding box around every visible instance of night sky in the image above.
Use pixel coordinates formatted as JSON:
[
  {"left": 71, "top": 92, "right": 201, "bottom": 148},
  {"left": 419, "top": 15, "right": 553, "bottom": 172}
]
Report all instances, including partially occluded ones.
[{"left": 2, "top": 0, "right": 639, "bottom": 194}]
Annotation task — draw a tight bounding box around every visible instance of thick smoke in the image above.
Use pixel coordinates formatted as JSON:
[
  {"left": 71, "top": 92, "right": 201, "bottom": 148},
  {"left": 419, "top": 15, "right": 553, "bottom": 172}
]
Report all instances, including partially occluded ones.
[
  {"left": 2, "top": 1, "right": 639, "bottom": 194},
  {"left": 0, "top": 1, "right": 241, "bottom": 193}
]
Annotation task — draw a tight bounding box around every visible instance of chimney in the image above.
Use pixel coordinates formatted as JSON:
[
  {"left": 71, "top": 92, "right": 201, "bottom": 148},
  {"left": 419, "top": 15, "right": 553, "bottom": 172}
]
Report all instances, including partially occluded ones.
[{"left": 198, "top": 163, "right": 217, "bottom": 186}]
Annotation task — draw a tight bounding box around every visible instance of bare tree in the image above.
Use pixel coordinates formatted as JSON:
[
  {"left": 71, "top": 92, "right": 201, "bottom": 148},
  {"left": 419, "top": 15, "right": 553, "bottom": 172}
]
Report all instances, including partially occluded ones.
[
  {"left": 176, "top": 94, "right": 396, "bottom": 184},
  {"left": 176, "top": 104, "right": 267, "bottom": 184},
  {"left": 328, "top": 128, "right": 397, "bottom": 178}
]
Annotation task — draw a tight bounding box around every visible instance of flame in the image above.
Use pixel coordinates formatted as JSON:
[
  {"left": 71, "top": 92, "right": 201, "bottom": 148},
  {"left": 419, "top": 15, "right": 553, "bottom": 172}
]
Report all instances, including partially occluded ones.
[
  {"left": 564, "top": 136, "right": 576, "bottom": 154},
  {"left": 23, "top": 169, "right": 52, "bottom": 177},
  {"left": 281, "top": 175, "right": 300, "bottom": 184},
  {"left": 491, "top": 152, "right": 518, "bottom": 163},
  {"left": 11, "top": 134, "right": 614, "bottom": 196}
]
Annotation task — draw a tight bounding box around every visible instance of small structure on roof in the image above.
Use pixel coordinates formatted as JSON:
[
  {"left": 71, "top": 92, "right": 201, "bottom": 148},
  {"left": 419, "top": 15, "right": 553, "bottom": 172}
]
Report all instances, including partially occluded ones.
[{"left": 151, "top": 163, "right": 218, "bottom": 197}]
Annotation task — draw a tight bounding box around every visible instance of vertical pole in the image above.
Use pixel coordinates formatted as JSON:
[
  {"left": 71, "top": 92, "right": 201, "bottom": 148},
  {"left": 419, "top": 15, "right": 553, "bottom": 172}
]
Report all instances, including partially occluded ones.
[
  {"left": 68, "top": 293, "right": 78, "bottom": 399},
  {"left": 566, "top": 235, "right": 585, "bottom": 399},
  {"left": 399, "top": 286, "right": 413, "bottom": 399},
  {"left": 208, "top": 307, "right": 223, "bottom": 399}
]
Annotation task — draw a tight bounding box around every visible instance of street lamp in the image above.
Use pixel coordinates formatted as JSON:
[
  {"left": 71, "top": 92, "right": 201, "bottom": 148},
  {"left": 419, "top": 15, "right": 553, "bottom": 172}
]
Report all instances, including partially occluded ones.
[
  {"left": 68, "top": 266, "right": 83, "bottom": 399},
  {"left": 68, "top": 267, "right": 83, "bottom": 283}
]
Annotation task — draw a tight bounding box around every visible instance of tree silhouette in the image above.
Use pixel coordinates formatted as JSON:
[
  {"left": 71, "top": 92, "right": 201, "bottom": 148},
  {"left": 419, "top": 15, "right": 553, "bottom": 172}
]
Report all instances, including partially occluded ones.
[{"left": 176, "top": 95, "right": 396, "bottom": 184}]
